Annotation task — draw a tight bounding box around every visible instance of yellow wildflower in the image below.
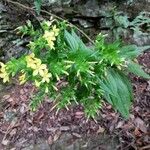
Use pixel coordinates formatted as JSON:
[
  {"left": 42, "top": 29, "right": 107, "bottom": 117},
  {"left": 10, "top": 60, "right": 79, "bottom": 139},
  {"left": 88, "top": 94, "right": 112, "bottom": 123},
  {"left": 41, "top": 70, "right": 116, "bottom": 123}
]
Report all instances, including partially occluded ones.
[
  {"left": 35, "top": 80, "right": 41, "bottom": 87},
  {"left": 26, "top": 53, "right": 37, "bottom": 69},
  {"left": 29, "top": 58, "right": 42, "bottom": 70},
  {"left": 26, "top": 53, "right": 35, "bottom": 60},
  {"left": 43, "top": 31, "right": 56, "bottom": 49},
  {"left": 34, "top": 58, "right": 41, "bottom": 64},
  {"left": 19, "top": 73, "right": 26, "bottom": 85},
  {"left": 41, "top": 69, "right": 52, "bottom": 83},
  {"left": 0, "top": 62, "right": 6, "bottom": 72},
  {"left": 47, "top": 40, "right": 55, "bottom": 50},
  {"left": 52, "top": 25, "right": 59, "bottom": 36},
  {"left": 27, "top": 61, "right": 37, "bottom": 69},
  {"left": 43, "top": 31, "right": 56, "bottom": 41},
  {"left": 26, "top": 53, "right": 50, "bottom": 78},
  {"left": 33, "top": 63, "right": 47, "bottom": 76},
  {"left": 44, "top": 20, "right": 52, "bottom": 27},
  {"left": 0, "top": 71, "right": 9, "bottom": 83},
  {"left": 0, "top": 62, "right": 9, "bottom": 83}
]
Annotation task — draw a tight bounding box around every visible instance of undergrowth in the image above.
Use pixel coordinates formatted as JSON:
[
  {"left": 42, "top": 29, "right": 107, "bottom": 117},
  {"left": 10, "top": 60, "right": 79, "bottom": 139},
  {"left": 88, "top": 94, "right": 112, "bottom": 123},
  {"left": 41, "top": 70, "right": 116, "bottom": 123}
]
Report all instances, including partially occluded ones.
[{"left": 0, "top": 19, "right": 149, "bottom": 119}]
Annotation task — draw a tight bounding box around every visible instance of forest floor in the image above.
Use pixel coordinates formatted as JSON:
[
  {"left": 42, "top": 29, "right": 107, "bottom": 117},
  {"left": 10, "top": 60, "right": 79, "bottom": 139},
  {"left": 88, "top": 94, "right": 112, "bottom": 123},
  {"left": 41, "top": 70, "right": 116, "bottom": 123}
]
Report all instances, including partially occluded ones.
[
  {"left": 0, "top": 51, "right": 149, "bottom": 150},
  {"left": 0, "top": 1, "right": 150, "bottom": 150}
]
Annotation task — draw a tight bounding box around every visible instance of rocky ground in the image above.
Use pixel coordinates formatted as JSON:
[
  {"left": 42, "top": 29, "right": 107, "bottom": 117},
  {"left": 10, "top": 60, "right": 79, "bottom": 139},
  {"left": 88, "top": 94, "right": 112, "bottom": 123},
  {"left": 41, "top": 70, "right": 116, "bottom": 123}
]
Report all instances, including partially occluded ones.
[{"left": 0, "top": 0, "right": 150, "bottom": 150}]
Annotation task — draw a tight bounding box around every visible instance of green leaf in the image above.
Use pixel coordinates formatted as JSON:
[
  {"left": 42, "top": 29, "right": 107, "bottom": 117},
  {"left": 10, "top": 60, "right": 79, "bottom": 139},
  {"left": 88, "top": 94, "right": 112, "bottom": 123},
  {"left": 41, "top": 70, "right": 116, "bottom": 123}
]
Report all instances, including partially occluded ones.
[
  {"left": 138, "top": 45, "right": 150, "bottom": 53},
  {"left": 119, "top": 45, "right": 150, "bottom": 59},
  {"left": 71, "top": 30, "right": 87, "bottom": 50},
  {"left": 6, "top": 56, "right": 26, "bottom": 76},
  {"left": 127, "top": 61, "right": 150, "bottom": 79},
  {"left": 100, "top": 69, "right": 133, "bottom": 119},
  {"left": 30, "top": 90, "right": 45, "bottom": 111},
  {"left": 64, "top": 30, "right": 79, "bottom": 51},
  {"left": 65, "top": 30, "right": 96, "bottom": 60},
  {"left": 34, "top": 0, "right": 42, "bottom": 15},
  {"left": 119, "top": 45, "right": 140, "bottom": 59},
  {"left": 82, "top": 97, "right": 101, "bottom": 119}
]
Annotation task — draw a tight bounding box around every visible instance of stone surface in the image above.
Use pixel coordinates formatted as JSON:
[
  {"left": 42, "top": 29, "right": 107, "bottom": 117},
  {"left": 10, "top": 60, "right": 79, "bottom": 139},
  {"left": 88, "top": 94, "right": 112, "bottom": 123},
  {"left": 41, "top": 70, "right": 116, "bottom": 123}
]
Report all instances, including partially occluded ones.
[
  {"left": 42, "top": 0, "right": 72, "bottom": 6},
  {"left": 132, "top": 34, "right": 150, "bottom": 46},
  {"left": 0, "top": 1, "right": 29, "bottom": 62},
  {"left": 49, "top": 133, "right": 119, "bottom": 150},
  {"left": 34, "top": 139, "right": 50, "bottom": 150}
]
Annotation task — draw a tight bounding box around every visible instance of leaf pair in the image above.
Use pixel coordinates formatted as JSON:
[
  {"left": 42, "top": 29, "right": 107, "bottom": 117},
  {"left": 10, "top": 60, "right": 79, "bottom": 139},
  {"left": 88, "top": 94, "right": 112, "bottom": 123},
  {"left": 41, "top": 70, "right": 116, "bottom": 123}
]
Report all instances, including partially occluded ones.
[{"left": 64, "top": 30, "right": 94, "bottom": 59}]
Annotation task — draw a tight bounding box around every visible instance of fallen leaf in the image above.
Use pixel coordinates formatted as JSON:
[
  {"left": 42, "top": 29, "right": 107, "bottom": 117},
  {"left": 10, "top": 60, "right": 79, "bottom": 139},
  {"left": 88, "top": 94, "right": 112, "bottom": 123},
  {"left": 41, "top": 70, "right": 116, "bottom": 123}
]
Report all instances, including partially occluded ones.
[
  {"left": 97, "top": 126, "right": 105, "bottom": 133},
  {"left": 75, "top": 111, "right": 84, "bottom": 119},
  {"left": 53, "top": 130, "right": 61, "bottom": 142},
  {"left": 10, "top": 128, "right": 17, "bottom": 136},
  {"left": 7, "top": 98, "right": 14, "bottom": 102},
  {"left": 20, "top": 89, "right": 25, "bottom": 95},
  {"left": 60, "top": 126, "right": 70, "bottom": 131},
  {"left": 46, "top": 127, "right": 57, "bottom": 132},
  {"left": 3, "top": 95, "right": 11, "bottom": 100},
  {"left": 72, "top": 133, "right": 81, "bottom": 138},
  {"left": 10, "top": 148, "right": 16, "bottom": 150},
  {"left": 47, "top": 135, "right": 53, "bottom": 145},
  {"left": 134, "top": 127, "right": 141, "bottom": 137},
  {"left": 116, "top": 121, "right": 124, "bottom": 129},
  {"left": 2, "top": 139, "right": 9, "bottom": 146},
  {"left": 75, "top": 112, "right": 84, "bottom": 116},
  {"left": 134, "top": 117, "right": 147, "bottom": 133}
]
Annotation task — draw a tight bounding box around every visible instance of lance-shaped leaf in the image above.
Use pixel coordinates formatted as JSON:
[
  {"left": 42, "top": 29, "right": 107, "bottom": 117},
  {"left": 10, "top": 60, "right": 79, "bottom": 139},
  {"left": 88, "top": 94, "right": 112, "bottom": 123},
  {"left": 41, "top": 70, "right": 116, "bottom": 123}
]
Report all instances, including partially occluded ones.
[
  {"left": 65, "top": 30, "right": 96, "bottom": 59},
  {"left": 127, "top": 61, "right": 150, "bottom": 79},
  {"left": 64, "top": 30, "right": 79, "bottom": 51},
  {"left": 119, "top": 45, "right": 150, "bottom": 59},
  {"left": 100, "top": 69, "right": 133, "bottom": 119}
]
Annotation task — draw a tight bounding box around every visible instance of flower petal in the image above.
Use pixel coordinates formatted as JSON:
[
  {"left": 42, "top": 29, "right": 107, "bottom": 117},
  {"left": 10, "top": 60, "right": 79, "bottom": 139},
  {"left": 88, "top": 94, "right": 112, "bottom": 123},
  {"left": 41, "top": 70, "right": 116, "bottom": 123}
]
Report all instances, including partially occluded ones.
[{"left": 33, "top": 70, "right": 38, "bottom": 76}]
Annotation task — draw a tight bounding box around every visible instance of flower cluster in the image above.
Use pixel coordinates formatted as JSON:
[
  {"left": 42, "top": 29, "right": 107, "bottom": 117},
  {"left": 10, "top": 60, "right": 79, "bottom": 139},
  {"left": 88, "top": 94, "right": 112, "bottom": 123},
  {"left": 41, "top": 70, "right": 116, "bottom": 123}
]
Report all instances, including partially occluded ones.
[
  {"left": 25, "top": 53, "right": 52, "bottom": 87},
  {"left": 19, "top": 71, "right": 26, "bottom": 85},
  {"left": 0, "top": 62, "right": 9, "bottom": 83},
  {"left": 43, "top": 25, "right": 59, "bottom": 49}
]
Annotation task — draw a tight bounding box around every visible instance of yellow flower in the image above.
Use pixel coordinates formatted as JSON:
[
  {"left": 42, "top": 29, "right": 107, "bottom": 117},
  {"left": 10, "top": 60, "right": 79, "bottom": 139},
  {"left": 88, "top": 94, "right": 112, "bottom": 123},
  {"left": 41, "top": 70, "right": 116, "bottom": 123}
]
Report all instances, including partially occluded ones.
[
  {"left": 29, "top": 58, "right": 42, "bottom": 69},
  {"left": 34, "top": 58, "right": 42, "bottom": 64},
  {"left": 33, "top": 63, "right": 47, "bottom": 76},
  {"left": 26, "top": 53, "right": 35, "bottom": 59},
  {"left": 0, "top": 72, "right": 9, "bottom": 83},
  {"left": 43, "top": 31, "right": 56, "bottom": 49},
  {"left": 41, "top": 69, "right": 52, "bottom": 83},
  {"left": 19, "top": 73, "right": 26, "bottom": 85},
  {"left": 47, "top": 40, "right": 55, "bottom": 49},
  {"left": 52, "top": 25, "right": 59, "bottom": 36},
  {"left": 27, "top": 60, "right": 37, "bottom": 69},
  {"left": 26, "top": 53, "right": 50, "bottom": 78},
  {"left": 44, "top": 21, "right": 52, "bottom": 27},
  {"left": 35, "top": 80, "right": 41, "bottom": 87},
  {"left": 0, "top": 62, "right": 9, "bottom": 83},
  {"left": 26, "top": 53, "right": 37, "bottom": 69},
  {"left": 0, "top": 62, "right": 6, "bottom": 70},
  {"left": 43, "top": 31, "right": 56, "bottom": 41}
]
